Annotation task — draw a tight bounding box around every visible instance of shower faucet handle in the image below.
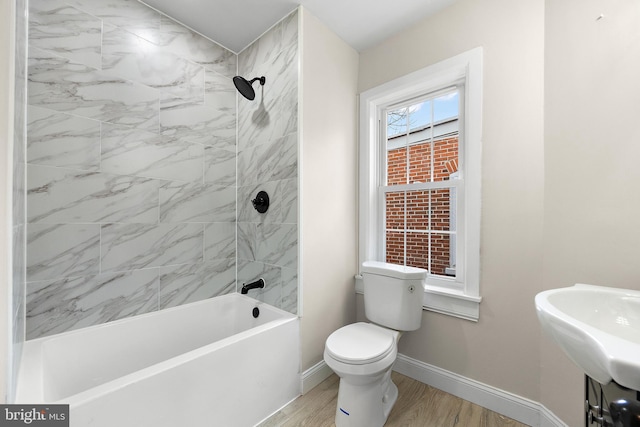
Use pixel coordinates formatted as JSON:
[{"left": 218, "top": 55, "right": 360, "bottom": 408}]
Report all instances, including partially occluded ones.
[{"left": 251, "top": 190, "right": 269, "bottom": 214}]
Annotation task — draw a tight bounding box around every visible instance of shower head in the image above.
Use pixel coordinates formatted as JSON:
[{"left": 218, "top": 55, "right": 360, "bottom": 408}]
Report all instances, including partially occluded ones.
[{"left": 233, "top": 75, "right": 266, "bottom": 101}]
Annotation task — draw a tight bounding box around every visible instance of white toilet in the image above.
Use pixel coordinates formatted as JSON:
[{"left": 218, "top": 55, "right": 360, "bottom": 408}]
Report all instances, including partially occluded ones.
[{"left": 323, "top": 261, "right": 427, "bottom": 427}]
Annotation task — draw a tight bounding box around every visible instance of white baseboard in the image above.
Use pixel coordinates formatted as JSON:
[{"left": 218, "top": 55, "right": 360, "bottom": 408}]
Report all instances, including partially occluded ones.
[
  {"left": 301, "top": 359, "right": 334, "bottom": 394},
  {"left": 301, "top": 354, "right": 568, "bottom": 427},
  {"left": 539, "top": 405, "right": 569, "bottom": 427},
  {"left": 393, "top": 354, "right": 568, "bottom": 427}
]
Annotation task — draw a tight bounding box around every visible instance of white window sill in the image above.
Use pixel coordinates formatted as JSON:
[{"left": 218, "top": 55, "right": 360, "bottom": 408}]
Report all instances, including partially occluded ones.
[{"left": 355, "top": 276, "right": 481, "bottom": 322}]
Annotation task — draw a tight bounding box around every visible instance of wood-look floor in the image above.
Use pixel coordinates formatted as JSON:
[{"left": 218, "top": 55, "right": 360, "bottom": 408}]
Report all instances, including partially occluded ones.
[{"left": 259, "top": 372, "right": 530, "bottom": 427}]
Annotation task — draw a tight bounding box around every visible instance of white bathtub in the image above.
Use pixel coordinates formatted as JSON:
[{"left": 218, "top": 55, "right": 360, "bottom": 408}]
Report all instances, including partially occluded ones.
[{"left": 16, "top": 293, "right": 300, "bottom": 426}]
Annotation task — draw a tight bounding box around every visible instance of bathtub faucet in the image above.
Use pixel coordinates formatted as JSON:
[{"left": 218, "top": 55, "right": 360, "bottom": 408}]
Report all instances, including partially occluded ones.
[{"left": 241, "top": 278, "right": 265, "bottom": 294}]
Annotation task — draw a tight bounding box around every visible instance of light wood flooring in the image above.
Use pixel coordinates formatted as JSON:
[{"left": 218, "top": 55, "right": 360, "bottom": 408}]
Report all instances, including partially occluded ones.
[{"left": 259, "top": 372, "right": 530, "bottom": 427}]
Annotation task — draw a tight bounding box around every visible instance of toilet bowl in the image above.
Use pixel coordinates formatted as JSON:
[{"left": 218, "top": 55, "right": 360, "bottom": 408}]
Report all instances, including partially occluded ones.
[
  {"left": 324, "top": 261, "right": 427, "bottom": 427},
  {"left": 324, "top": 322, "right": 400, "bottom": 427}
]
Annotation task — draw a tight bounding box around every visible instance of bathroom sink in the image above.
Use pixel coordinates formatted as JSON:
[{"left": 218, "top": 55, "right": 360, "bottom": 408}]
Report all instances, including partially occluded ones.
[{"left": 535, "top": 284, "right": 640, "bottom": 390}]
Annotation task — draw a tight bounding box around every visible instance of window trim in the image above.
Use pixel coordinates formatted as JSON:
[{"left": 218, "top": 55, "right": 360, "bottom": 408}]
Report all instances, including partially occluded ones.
[{"left": 358, "top": 47, "right": 482, "bottom": 321}]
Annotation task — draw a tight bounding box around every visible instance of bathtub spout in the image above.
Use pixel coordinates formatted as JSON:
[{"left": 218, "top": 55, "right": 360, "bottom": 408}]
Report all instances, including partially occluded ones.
[{"left": 241, "top": 278, "right": 265, "bottom": 294}]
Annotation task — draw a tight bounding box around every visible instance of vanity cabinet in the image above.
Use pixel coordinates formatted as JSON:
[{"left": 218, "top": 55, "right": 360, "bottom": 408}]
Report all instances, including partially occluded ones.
[{"left": 586, "top": 376, "right": 640, "bottom": 427}]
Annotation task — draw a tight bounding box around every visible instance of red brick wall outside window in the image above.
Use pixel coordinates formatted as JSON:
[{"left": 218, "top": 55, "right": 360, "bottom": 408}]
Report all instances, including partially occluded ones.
[{"left": 385, "top": 135, "right": 459, "bottom": 275}]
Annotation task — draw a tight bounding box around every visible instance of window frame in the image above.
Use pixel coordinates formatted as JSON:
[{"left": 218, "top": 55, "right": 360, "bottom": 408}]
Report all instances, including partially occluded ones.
[
  {"left": 358, "top": 47, "right": 483, "bottom": 321},
  {"left": 381, "top": 86, "right": 463, "bottom": 288}
]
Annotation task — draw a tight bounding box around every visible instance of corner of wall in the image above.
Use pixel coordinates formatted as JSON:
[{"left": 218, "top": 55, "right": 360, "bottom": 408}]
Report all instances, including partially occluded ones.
[{"left": 299, "top": 8, "right": 359, "bottom": 372}]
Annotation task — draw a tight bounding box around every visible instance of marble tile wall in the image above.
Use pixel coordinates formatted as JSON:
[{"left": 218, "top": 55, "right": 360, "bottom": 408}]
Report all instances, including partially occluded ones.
[
  {"left": 237, "top": 10, "right": 299, "bottom": 314},
  {"left": 12, "top": 0, "right": 28, "bottom": 401},
  {"left": 25, "top": 0, "right": 238, "bottom": 339}
]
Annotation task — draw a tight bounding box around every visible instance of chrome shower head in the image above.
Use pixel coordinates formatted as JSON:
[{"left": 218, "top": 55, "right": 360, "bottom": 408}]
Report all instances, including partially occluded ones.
[{"left": 233, "top": 75, "right": 266, "bottom": 101}]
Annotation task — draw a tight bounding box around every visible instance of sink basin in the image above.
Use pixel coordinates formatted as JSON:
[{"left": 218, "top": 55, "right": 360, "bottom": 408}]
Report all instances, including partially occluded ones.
[{"left": 535, "top": 284, "right": 640, "bottom": 390}]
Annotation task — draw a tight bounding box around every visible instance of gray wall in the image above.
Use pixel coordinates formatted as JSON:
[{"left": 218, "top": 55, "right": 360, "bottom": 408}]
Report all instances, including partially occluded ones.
[
  {"left": 542, "top": 0, "right": 640, "bottom": 424},
  {"left": 359, "top": 0, "right": 545, "bottom": 407},
  {"left": 299, "top": 8, "right": 358, "bottom": 372},
  {"left": 236, "top": 10, "right": 299, "bottom": 313},
  {"left": 359, "top": 1, "right": 640, "bottom": 425},
  {"left": 25, "top": 0, "right": 239, "bottom": 339}
]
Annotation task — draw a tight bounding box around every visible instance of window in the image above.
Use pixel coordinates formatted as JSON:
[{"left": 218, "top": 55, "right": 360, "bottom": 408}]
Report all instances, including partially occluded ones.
[
  {"left": 383, "top": 89, "right": 460, "bottom": 282},
  {"left": 359, "top": 48, "right": 482, "bottom": 321}
]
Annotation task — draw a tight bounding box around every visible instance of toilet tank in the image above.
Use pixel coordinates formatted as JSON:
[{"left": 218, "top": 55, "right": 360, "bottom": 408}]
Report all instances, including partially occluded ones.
[{"left": 362, "top": 261, "right": 427, "bottom": 331}]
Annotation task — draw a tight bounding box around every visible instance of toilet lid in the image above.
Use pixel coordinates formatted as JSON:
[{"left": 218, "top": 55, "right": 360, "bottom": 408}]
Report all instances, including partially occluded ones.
[{"left": 325, "top": 323, "right": 395, "bottom": 365}]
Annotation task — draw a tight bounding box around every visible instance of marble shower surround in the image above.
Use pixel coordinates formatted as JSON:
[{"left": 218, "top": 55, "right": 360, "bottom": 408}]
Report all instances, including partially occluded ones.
[
  {"left": 237, "top": 10, "right": 299, "bottom": 314},
  {"left": 12, "top": 0, "right": 28, "bottom": 400},
  {"left": 25, "top": 0, "right": 239, "bottom": 339}
]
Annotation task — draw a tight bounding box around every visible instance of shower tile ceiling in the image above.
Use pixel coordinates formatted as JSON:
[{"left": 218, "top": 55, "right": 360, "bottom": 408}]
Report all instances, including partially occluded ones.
[{"left": 140, "top": 0, "right": 456, "bottom": 53}]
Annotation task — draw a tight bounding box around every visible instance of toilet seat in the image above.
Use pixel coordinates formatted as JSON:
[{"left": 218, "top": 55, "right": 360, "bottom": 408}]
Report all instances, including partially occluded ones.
[{"left": 325, "top": 323, "right": 395, "bottom": 365}]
